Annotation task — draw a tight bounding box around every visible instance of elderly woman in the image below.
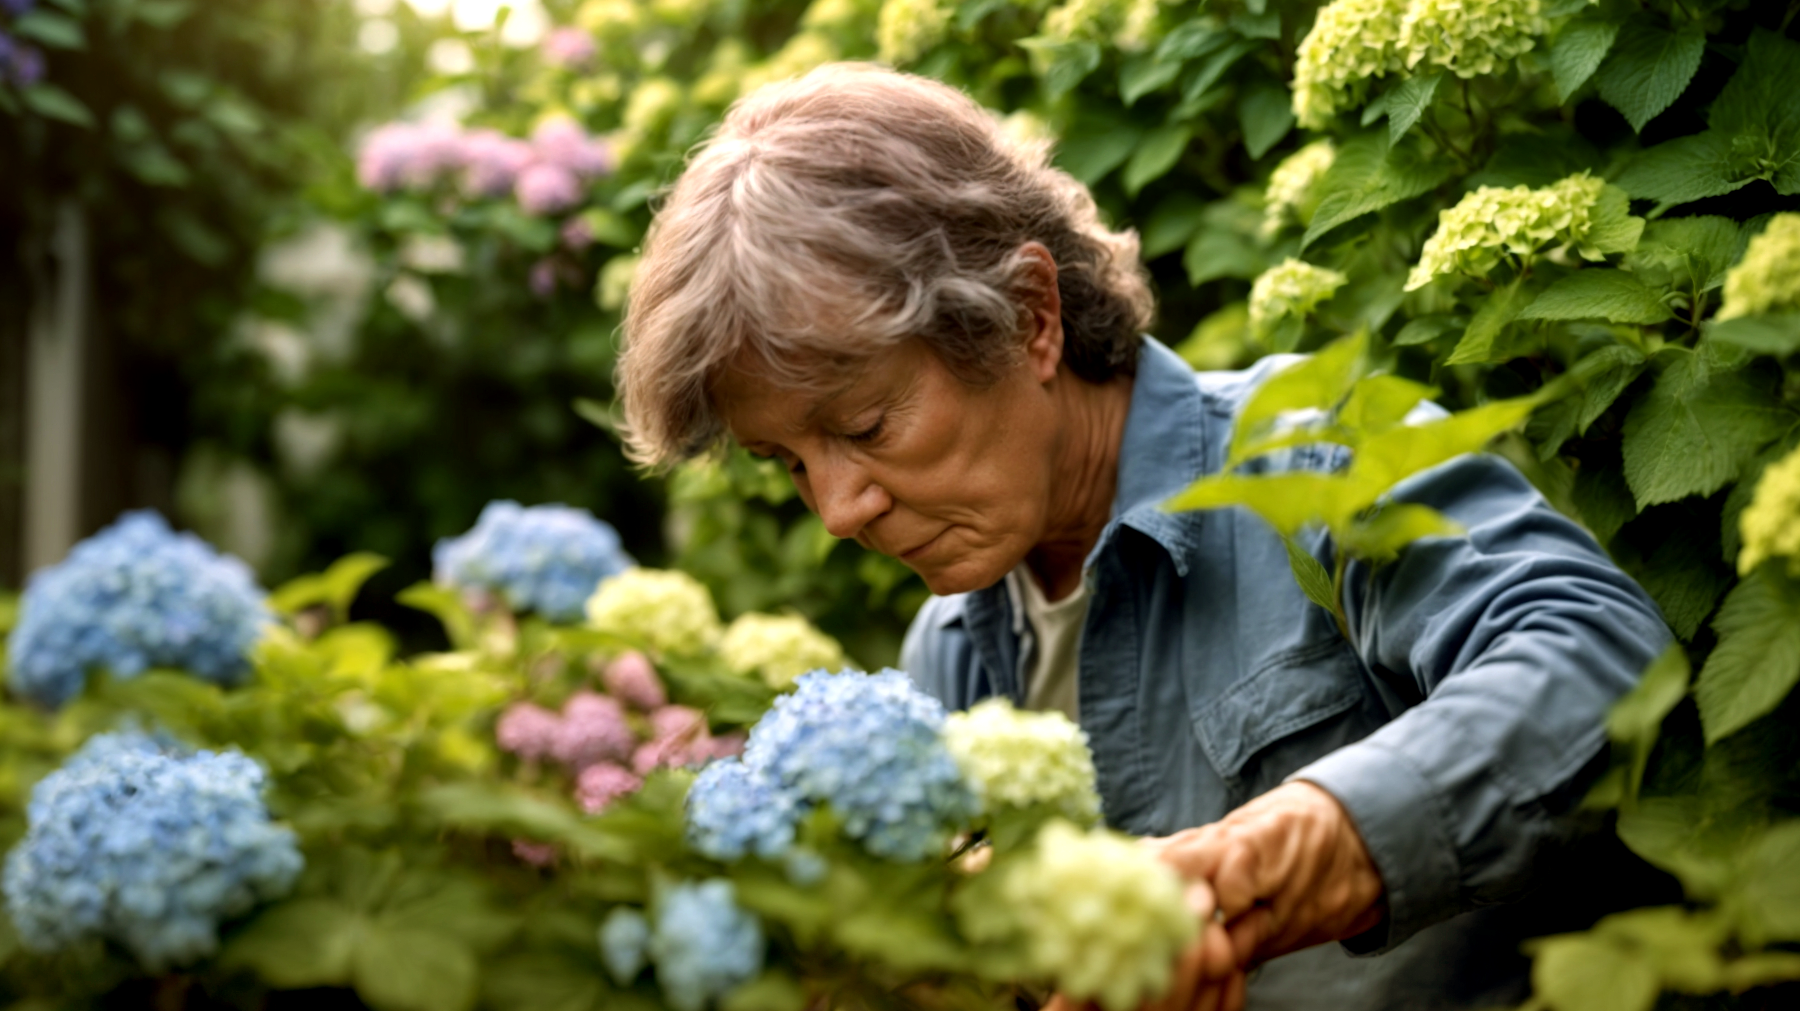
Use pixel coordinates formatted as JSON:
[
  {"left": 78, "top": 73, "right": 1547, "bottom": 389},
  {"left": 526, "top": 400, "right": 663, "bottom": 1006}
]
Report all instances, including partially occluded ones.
[{"left": 619, "top": 64, "right": 1669, "bottom": 1011}]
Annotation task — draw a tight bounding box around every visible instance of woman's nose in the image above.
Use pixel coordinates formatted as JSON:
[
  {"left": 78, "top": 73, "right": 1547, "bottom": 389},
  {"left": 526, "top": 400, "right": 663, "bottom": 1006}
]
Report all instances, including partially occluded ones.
[{"left": 808, "top": 457, "right": 890, "bottom": 540}]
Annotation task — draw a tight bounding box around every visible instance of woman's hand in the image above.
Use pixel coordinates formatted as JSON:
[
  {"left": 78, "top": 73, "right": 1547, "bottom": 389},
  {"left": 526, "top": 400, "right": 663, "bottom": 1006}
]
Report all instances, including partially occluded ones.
[
  {"left": 1040, "top": 876, "right": 1245, "bottom": 1011},
  {"left": 1144, "top": 781, "right": 1387, "bottom": 970}
]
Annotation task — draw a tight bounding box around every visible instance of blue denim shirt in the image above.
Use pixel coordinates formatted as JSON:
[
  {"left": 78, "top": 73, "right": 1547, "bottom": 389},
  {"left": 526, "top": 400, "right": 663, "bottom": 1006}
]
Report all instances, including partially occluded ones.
[{"left": 901, "top": 338, "right": 1671, "bottom": 1010}]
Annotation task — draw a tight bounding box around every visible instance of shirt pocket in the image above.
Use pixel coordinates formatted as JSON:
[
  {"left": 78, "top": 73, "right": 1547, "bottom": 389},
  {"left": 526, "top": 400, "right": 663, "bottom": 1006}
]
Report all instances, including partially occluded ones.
[{"left": 1191, "top": 639, "right": 1378, "bottom": 797}]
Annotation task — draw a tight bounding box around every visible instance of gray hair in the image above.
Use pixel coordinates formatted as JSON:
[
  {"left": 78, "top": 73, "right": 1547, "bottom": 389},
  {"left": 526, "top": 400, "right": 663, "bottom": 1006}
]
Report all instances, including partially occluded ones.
[{"left": 618, "top": 62, "right": 1154, "bottom": 467}]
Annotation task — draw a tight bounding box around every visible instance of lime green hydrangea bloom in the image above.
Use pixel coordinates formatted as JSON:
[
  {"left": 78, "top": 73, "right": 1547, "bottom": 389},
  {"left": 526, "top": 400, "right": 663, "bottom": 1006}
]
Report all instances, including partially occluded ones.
[
  {"left": 1263, "top": 140, "right": 1337, "bottom": 237},
  {"left": 718, "top": 612, "right": 848, "bottom": 689},
  {"left": 994, "top": 821, "right": 1197, "bottom": 1011},
  {"left": 1405, "top": 171, "right": 1606, "bottom": 290},
  {"left": 585, "top": 568, "right": 723, "bottom": 657},
  {"left": 1719, "top": 213, "right": 1800, "bottom": 320},
  {"left": 1292, "top": 0, "right": 1409, "bottom": 130},
  {"left": 1249, "top": 258, "right": 1349, "bottom": 336},
  {"left": 1739, "top": 445, "right": 1800, "bottom": 576},
  {"left": 1399, "top": 0, "right": 1544, "bottom": 79},
  {"left": 1042, "top": 0, "right": 1111, "bottom": 42},
  {"left": 875, "top": 0, "right": 949, "bottom": 65},
  {"left": 740, "top": 32, "right": 839, "bottom": 93},
  {"left": 942, "top": 698, "right": 1101, "bottom": 824}
]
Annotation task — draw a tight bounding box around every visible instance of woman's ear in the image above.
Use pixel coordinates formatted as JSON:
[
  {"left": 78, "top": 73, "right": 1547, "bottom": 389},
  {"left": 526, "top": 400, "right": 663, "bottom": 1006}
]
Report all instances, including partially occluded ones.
[{"left": 1017, "top": 242, "right": 1064, "bottom": 384}]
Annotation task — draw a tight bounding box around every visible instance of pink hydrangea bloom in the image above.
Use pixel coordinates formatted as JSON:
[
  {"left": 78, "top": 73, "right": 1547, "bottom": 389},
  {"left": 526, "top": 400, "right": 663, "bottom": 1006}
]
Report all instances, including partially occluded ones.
[
  {"left": 515, "top": 162, "right": 583, "bottom": 216},
  {"left": 495, "top": 702, "right": 561, "bottom": 762},
  {"left": 529, "top": 258, "right": 559, "bottom": 299},
  {"left": 511, "top": 839, "right": 559, "bottom": 867},
  {"left": 705, "top": 731, "right": 746, "bottom": 760},
  {"left": 631, "top": 736, "right": 699, "bottom": 775},
  {"left": 357, "top": 121, "right": 464, "bottom": 192},
  {"left": 602, "top": 652, "right": 667, "bottom": 710},
  {"left": 531, "top": 118, "right": 610, "bottom": 178},
  {"left": 560, "top": 215, "right": 596, "bottom": 252},
  {"left": 650, "top": 704, "right": 707, "bottom": 743},
  {"left": 541, "top": 27, "right": 598, "bottom": 69},
  {"left": 552, "top": 691, "right": 636, "bottom": 770},
  {"left": 458, "top": 128, "right": 534, "bottom": 198},
  {"left": 575, "top": 762, "right": 642, "bottom": 814}
]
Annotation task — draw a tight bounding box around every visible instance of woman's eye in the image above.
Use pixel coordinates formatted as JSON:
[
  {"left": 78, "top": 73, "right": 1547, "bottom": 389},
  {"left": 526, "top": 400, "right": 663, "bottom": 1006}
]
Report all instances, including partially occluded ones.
[{"left": 846, "top": 418, "right": 884, "bottom": 444}]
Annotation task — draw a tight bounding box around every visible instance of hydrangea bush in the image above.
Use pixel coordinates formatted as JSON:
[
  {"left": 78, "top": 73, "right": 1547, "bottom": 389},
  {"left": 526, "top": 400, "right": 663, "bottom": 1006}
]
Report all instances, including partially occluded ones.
[{"left": 432, "top": 500, "right": 634, "bottom": 623}]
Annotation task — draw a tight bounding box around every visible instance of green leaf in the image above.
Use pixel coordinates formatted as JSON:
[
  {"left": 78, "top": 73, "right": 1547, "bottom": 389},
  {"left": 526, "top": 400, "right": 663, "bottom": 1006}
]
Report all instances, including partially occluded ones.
[
  {"left": 720, "top": 971, "right": 806, "bottom": 1011},
  {"left": 1155, "top": 20, "right": 1227, "bottom": 63},
  {"left": 270, "top": 552, "right": 390, "bottom": 622},
  {"left": 1140, "top": 193, "right": 1208, "bottom": 259},
  {"left": 1573, "top": 466, "right": 1637, "bottom": 543},
  {"left": 1183, "top": 228, "right": 1264, "bottom": 285},
  {"left": 1120, "top": 54, "right": 1182, "bottom": 107},
  {"left": 1635, "top": 530, "right": 1731, "bottom": 641},
  {"left": 1337, "top": 503, "right": 1462, "bottom": 562},
  {"left": 1705, "top": 313, "right": 1800, "bottom": 356},
  {"left": 1238, "top": 84, "right": 1294, "bottom": 160},
  {"left": 1228, "top": 331, "right": 1367, "bottom": 464},
  {"left": 1032, "top": 39, "right": 1102, "bottom": 100},
  {"left": 1594, "top": 17, "right": 1705, "bottom": 133},
  {"left": 1228, "top": 11, "right": 1279, "bottom": 39},
  {"left": 1339, "top": 375, "right": 1435, "bottom": 434},
  {"left": 1392, "top": 314, "right": 1464, "bottom": 346},
  {"left": 1581, "top": 185, "right": 1645, "bottom": 257},
  {"left": 1123, "top": 124, "right": 1191, "bottom": 196},
  {"left": 1348, "top": 396, "right": 1542, "bottom": 492},
  {"left": 131, "top": 0, "right": 194, "bottom": 28},
  {"left": 1560, "top": 344, "right": 1649, "bottom": 442},
  {"left": 1165, "top": 472, "right": 1359, "bottom": 535},
  {"left": 1635, "top": 216, "right": 1740, "bottom": 294},
  {"left": 1551, "top": 13, "right": 1621, "bottom": 103},
  {"left": 1055, "top": 123, "right": 1143, "bottom": 186},
  {"left": 396, "top": 582, "right": 477, "bottom": 650},
  {"left": 1528, "top": 932, "right": 1660, "bottom": 1011},
  {"left": 1696, "top": 568, "right": 1800, "bottom": 744},
  {"left": 20, "top": 84, "right": 94, "bottom": 127},
  {"left": 481, "top": 953, "right": 607, "bottom": 1011},
  {"left": 1734, "top": 822, "right": 1800, "bottom": 947},
  {"left": 1518, "top": 270, "right": 1673, "bottom": 325},
  {"left": 1303, "top": 132, "right": 1452, "bottom": 249},
  {"left": 1282, "top": 536, "right": 1337, "bottom": 611},
  {"left": 1606, "top": 646, "right": 1690, "bottom": 799},
  {"left": 222, "top": 898, "right": 360, "bottom": 988},
  {"left": 1445, "top": 277, "right": 1533, "bottom": 365},
  {"left": 13, "top": 10, "right": 84, "bottom": 49},
  {"left": 1720, "top": 952, "right": 1800, "bottom": 991},
  {"left": 1383, "top": 72, "right": 1441, "bottom": 144},
  {"left": 1621, "top": 350, "right": 1794, "bottom": 508},
  {"left": 1181, "top": 38, "right": 1259, "bottom": 105},
  {"left": 352, "top": 925, "right": 477, "bottom": 1011}
]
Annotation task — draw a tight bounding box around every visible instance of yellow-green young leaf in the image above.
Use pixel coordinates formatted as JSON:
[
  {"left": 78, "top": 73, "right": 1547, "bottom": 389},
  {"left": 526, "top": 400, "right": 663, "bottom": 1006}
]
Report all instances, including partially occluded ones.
[
  {"left": 1383, "top": 72, "right": 1441, "bottom": 145},
  {"left": 396, "top": 582, "right": 476, "bottom": 650},
  {"left": 221, "top": 898, "right": 361, "bottom": 988},
  {"left": 1228, "top": 331, "right": 1367, "bottom": 465},
  {"left": 1733, "top": 821, "right": 1800, "bottom": 948},
  {"left": 1605, "top": 646, "right": 1690, "bottom": 799},
  {"left": 1348, "top": 397, "right": 1541, "bottom": 495},
  {"left": 352, "top": 925, "right": 478, "bottom": 1011},
  {"left": 1527, "top": 932, "right": 1660, "bottom": 1011},
  {"left": 1591, "top": 907, "right": 1727, "bottom": 994},
  {"left": 1720, "top": 952, "right": 1800, "bottom": 992},
  {"left": 1445, "top": 278, "right": 1534, "bottom": 366},
  {"left": 721, "top": 970, "right": 807, "bottom": 1011},
  {"left": 1334, "top": 504, "right": 1461, "bottom": 563},
  {"left": 270, "top": 553, "right": 390, "bottom": 621},
  {"left": 1338, "top": 375, "right": 1436, "bottom": 434},
  {"left": 1164, "top": 472, "right": 1359, "bottom": 536},
  {"left": 1695, "top": 568, "right": 1800, "bottom": 745},
  {"left": 1615, "top": 797, "right": 1739, "bottom": 900},
  {"left": 1583, "top": 185, "right": 1645, "bottom": 257},
  {"left": 1282, "top": 536, "right": 1337, "bottom": 612},
  {"left": 1518, "top": 270, "right": 1673, "bottom": 325}
]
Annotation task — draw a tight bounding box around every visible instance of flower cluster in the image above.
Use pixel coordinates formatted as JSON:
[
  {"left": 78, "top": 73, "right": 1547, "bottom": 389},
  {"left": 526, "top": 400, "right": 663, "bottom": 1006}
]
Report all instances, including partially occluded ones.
[
  {"left": 1405, "top": 171, "right": 1606, "bottom": 290},
  {"left": 969, "top": 821, "right": 1197, "bottom": 1011},
  {"left": 689, "top": 669, "right": 977, "bottom": 861},
  {"left": 1739, "top": 445, "right": 1800, "bottom": 576},
  {"left": 1293, "top": 0, "right": 1546, "bottom": 128},
  {"left": 646, "top": 880, "right": 765, "bottom": 1011},
  {"left": 875, "top": 0, "right": 949, "bottom": 66},
  {"left": 541, "top": 26, "right": 598, "bottom": 69},
  {"left": 432, "top": 500, "right": 634, "bottom": 623},
  {"left": 1249, "top": 259, "right": 1349, "bottom": 336},
  {"left": 356, "top": 117, "right": 609, "bottom": 216},
  {"left": 3, "top": 732, "right": 303, "bottom": 970},
  {"left": 942, "top": 698, "right": 1102, "bottom": 824},
  {"left": 0, "top": 21, "right": 45, "bottom": 89},
  {"left": 1262, "top": 140, "right": 1336, "bottom": 237},
  {"left": 600, "top": 905, "right": 651, "bottom": 984},
  {"left": 718, "top": 612, "right": 848, "bottom": 690},
  {"left": 6, "top": 511, "right": 270, "bottom": 709},
  {"left": 602, "top": 651, "right": 669, "bottom": 709},
  {"left": 585, "top": 568, "right": 723, "bottom": 657},
  {"left": 1719, "top": 213, "right": 1800, "bottom": 321}
]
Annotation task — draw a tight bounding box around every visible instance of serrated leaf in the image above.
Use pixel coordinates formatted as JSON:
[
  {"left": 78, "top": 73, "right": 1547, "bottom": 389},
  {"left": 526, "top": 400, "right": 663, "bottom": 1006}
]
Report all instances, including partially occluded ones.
[
  {"left": 1055, "top": 123, "right": 1143, "bottom": 186},
  {"left": 1282, "top": 536, "right": 1337, "bottom": 611},
  {"left": 1445, "top": 277, "right": 1533, "bottom": 365},
  {"left": 270, "top": 552, "right": 389, "bottom": 622},
  {"left": 1123, "top": 124, "right": 1191, "bottom": 196},
  {"left": 1705, "top": 313, "right": 1800, "bottom": 356},
  {"left": 1635, "top": 531, "right": 1731, "bottom": 641},
  {"left": 1594, "top": 17, "right": 1704, "bottom": 133},
  {"left": 1348, "top": 396, "right": 1540, "bottom": 492},
  {"left": 353, "top": 925, "right": 477, "bottom": 1011},
  {"left": 1384, "top": 73, "right": 1441, "bottom": 144},
  {"left": 1582, "top": 185, "right": 1644, "bottom": 257},
  {"left": 1339, "top": 374, "right": 1435, "bottom": 434},
  {"left": 222, "top": 898, "right": 360, "bottom": 988},
  {"left": 1519, "top": 270, "right": 1673, "bottom": 325},
  {"left": 1573, "top": 466, "right": 1637, "bottom": 542},
  {"left": 21, "top": 84, "right": 94, "bottom": 127},
  {"left": 1120, "top": 54, "right": 1183, "bottom": 106},
  {"left": 1621, "top": 351, "right": 1793, "bottom": 508},
  {"left": 1551, "top": 14, "right": 1621, "bottom": 103},
  {"left": 1165, "top": 471, "right": 1358, "bottom": 535},
  {"left": 1239, "top": 84, "right": 1294, "bottom": 160},
  {"left": 1303, "top": 132, "right": 1452, "bottom": 249},
  {"left": 1229, "top": 331, "right": 1367, "bottom": 464},
  {"left": 1634, "top": 215, "right": 1740, "bottom": 293},
  {"left": 1338, "top": 503, "right": 1461, "bottom": 562},
  {"left": 1696, "top": 568, "right": 1800, "bottom": 744}
]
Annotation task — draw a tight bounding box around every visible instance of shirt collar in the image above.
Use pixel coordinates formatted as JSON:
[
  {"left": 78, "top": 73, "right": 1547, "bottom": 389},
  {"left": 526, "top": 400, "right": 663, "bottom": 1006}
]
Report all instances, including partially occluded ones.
[{"left": 1087, "top": 336, "right": 1211, "bottom": 576}]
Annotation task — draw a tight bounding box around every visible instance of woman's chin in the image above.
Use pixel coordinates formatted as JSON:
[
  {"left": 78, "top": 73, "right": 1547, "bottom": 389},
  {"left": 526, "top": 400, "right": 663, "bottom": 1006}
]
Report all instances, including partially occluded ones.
[{"left": 908, "top": 552, "right": 1013, "bottom": 597}]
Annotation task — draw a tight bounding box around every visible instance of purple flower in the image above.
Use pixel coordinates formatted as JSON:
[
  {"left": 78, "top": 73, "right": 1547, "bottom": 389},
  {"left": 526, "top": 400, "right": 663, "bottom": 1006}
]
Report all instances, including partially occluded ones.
[
  {"left": 541, "top": 27, "right": 597, "bottom": 69},
  {"left": 575, "top": 762, "right": 642, "bottom": 814},
  {"left": 515, "top": 162, "right": 583, "bottom": 216},
  {"left": 553, "top": 691, "right": 636, "bottom": 770},
  {"left": 602, "top": 652, "right": 667, "bottom": 710},
  {"left": 495, "top": 702, "right": 561, "bottom": 762},
  {"left": 356, "top": 121, "right": 463, "bottom": 193},
  {"left": 0, "top": 34, "right": 43, "bottom": 88},
  {"left": 529, "top": 258, "right": 559, "bottom": 299},
  {"left": 457, "top": 128, "right": 534, "bottom": 198},
  {"left": 531, "top": 118, "right": 609, "bottom": 178}
]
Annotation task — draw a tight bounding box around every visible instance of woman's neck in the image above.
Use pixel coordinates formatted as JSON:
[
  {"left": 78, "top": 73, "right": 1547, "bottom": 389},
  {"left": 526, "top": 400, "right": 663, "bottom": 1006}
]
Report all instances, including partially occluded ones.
[{"left": 1026, "top": 369, "right": 1134, "bottom": 601}]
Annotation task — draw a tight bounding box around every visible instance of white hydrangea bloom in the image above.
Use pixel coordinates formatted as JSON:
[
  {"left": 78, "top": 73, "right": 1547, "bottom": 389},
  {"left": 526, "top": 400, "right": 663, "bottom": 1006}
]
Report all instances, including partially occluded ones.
[
  {"left": 585, "top": 568, "right": 723, "bottom": 656},
  {"left": 1262, "top": 140, "right": 1337, "bottom": 237},
  {"left": 943, "top": 698, "right": 1101, "bottom": 824},
  {"left": 1291, "top": 0, "right": 1409, "bottom": 130},
  {"left": 1400, "top": 0, "right": 1545, "bottom": 78},
  {"left": 718, "top": 612, "right": 848, "bottom": 689},
  {"left": 1719, "top": 213, "right": 1800, "bottom": 320},
  {"left": 1001, "top": 821, "right": 1197, "bottom": 1011},
  {"left": 1739, "top": 445, "right": 1800, "bottom": 576},
  {"left": 1405, "top": 171, "right": 1606, "bottom": 290},
  {"left": 876, "top": 0, "right": 949, "bottom": 65},
  {"left": 1042, "top": 0, "right": 1112, "bottom": 42},
  {"left": 1249, "top": 258, "right": 1349, "bottom": 335}
]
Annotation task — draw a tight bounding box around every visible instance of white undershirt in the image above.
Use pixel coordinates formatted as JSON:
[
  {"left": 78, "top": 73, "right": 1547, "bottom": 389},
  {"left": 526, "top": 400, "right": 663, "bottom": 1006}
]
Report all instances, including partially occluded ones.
[{"left": 1005, "top": 565, "right": 1091, "bottom": 724}]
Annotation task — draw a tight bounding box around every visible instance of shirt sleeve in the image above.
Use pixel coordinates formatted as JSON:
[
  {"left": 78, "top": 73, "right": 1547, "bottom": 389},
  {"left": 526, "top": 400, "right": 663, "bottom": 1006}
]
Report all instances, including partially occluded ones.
[{"left": 1289, "top": 452, "right": 1671, "bottom": 953}]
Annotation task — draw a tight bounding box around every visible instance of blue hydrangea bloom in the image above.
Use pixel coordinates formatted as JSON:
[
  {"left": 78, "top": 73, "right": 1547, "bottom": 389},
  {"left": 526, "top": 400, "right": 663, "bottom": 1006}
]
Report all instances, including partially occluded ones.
[
  {"left": 685, "top": 758, "right": 802, "bottom": 861},
  {"left": 6, "top": 511, "right": 271, "bottom": 709},
  {"left": 742, "top": 669, "right": 977, "bottom": 861},
  {"left": 648, "top": 879, "right": 763, "bottom": 1011},
  {"left": 599, "top": 905, "right": 651, "bottom": 985},
  {"left": 2, "top": 731, "right": 304, "bottom": 969},
  {"left": 432, "top": 500, "right": 634, "bottom": 623}
]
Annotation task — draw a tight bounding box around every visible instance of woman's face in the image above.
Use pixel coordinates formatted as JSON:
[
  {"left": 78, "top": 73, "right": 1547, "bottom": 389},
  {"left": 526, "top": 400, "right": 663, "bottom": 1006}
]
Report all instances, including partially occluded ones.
[{"left": 714, "top": 331, "right": 1066, "bottom": 596}]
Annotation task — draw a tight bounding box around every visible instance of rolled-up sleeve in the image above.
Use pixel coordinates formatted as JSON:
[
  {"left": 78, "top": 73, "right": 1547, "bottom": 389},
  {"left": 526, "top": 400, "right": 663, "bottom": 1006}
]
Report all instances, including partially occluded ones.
[{"left": 1291, "top": 453, "right": 1670, "bottom": 952}]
